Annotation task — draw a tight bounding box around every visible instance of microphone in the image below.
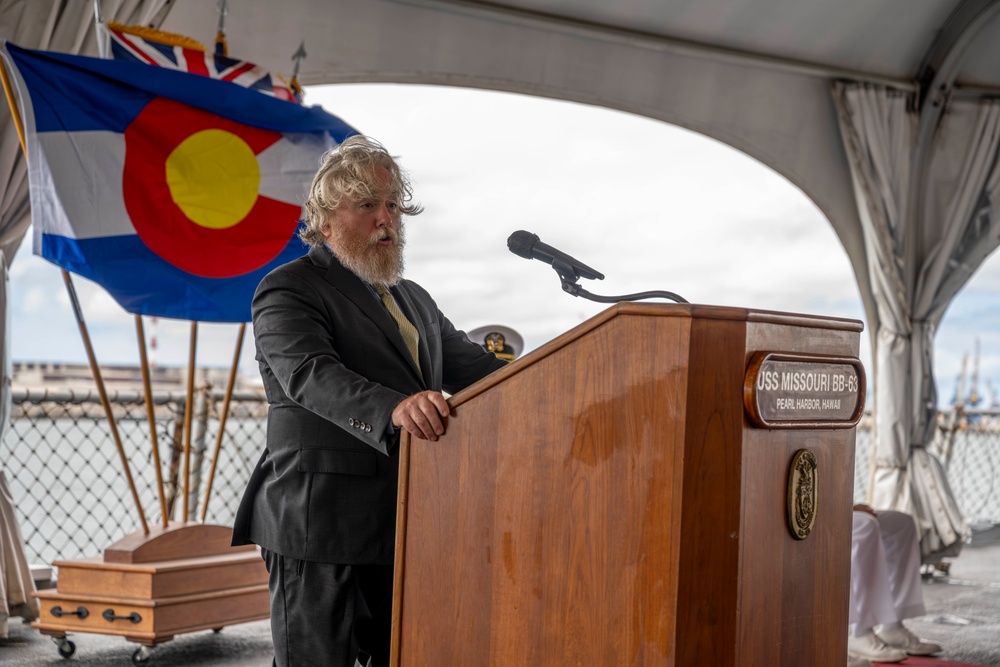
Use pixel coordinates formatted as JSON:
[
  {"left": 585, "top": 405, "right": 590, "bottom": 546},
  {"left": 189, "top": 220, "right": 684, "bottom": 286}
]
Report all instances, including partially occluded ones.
[{"left": 507, "top": 230, "right": 604, "bottom": 282}]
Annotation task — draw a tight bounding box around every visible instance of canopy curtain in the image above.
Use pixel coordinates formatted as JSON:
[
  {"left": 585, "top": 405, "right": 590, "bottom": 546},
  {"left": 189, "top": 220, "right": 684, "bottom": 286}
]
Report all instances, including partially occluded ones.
[
  {"left": 833, "top": 81, "right": 1000, "bottom": 561},
  {"left": 0, "top": 0, "right": 171, "bottom": 637}
]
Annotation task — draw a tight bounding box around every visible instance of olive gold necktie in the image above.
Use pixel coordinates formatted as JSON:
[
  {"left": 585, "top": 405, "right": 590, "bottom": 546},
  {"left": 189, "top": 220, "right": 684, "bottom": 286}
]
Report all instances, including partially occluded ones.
[{"left": 374, "top": 284, "right": 421, "bottom": 372}]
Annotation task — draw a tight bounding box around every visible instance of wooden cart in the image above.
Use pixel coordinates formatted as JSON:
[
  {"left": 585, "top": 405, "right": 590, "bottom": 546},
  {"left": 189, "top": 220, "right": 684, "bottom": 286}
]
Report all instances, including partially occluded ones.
[{"left": 31, "top": 523, "right": 269, "bottom": 664}]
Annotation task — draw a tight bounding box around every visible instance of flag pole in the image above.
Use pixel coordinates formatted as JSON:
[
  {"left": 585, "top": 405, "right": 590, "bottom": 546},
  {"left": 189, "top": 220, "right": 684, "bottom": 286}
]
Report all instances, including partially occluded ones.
[
  {"left": 289, "top": 41, "right": 306, "bottom": 102},
  {"left": 92, "top": 0, "right": 109, "bottom": 59},
  {"left": 0, "top": 55, "right": 27, "bottom": 156},
  {"left": 136, "top": 315, "right": 170, "bottom": 528},
  {"left": 64, "top": 271, "right": 150, "bottom": 533},
  {"left": 215, "top": 0, "right": 229, "bottom": 56},
  {"left": 3, "top": 56, "right": 150, "bottom": 534},
  {"left": 199, "top": 323, "right": 245, "bottom": 523},
  {"left": 181, "top": 321, "right": 198, "bottom": 522}
]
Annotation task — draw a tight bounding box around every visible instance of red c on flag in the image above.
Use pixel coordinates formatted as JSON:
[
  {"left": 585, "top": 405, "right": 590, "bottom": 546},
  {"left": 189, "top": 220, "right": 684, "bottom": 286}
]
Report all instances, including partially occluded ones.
[{"left": 123, "top": 97, "right": 302, "bottom": 278}]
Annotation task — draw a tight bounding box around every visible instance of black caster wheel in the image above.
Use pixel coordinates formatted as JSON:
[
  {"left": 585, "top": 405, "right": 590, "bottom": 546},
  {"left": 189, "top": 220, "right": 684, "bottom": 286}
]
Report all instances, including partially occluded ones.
[
  {"left": 132, "top": 646, "right": 154, "bottom": 664},
  {"left": 212, "top": 627, "right": 224, "bottom": 634},
  {"left": 56, "top": 638, "right": 76, "bottom": 659}
]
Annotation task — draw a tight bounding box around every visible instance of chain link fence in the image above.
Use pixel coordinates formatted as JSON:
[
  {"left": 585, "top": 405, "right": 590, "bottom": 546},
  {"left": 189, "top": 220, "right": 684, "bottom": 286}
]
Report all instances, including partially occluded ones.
[
  {"left": 1, "top": 387, "right": 266, "bottom": 565},
  {"left": 930, "top": 408, "right": 1000, "bottom": 524},
  {"left": 852, "top": 409, "right": 1000, "bottom": 525},
  {"left": 3, "top": 391, "right": 1000, "bottom": 566}
]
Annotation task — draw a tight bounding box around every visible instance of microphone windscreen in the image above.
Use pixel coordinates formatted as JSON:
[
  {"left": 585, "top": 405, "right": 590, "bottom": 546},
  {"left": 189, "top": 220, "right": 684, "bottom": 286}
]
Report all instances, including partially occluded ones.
[{"left": 507, "top": 230, "right": 538, "bottom": 259}]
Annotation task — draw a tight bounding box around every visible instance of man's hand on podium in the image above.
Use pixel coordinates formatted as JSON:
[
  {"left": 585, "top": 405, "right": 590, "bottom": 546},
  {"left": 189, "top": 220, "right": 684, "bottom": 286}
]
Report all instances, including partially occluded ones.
[{"left": 393, "top": 390, "right": 450, "bottom": 441}]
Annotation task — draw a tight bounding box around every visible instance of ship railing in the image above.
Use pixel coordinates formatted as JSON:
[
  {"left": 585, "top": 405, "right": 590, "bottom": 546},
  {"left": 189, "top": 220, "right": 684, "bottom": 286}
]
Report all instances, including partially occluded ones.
[
  {"left": 1, "top": 386, "right": 266, "bottom": 565},
  {"left": 3, "top": 391, "right": 1000, "bottom": 567}
]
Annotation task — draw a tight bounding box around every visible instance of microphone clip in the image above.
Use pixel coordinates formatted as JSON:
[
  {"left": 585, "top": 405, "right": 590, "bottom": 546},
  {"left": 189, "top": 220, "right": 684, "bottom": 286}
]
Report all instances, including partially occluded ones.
[{"left": 551, "top": 258, "right": 589, "bottom": 285}]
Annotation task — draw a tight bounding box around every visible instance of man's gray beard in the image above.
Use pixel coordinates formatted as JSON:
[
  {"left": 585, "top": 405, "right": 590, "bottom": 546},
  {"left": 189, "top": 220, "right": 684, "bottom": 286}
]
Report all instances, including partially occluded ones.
[{"left": 327, "top": 225, "right": 406, "bottom": 286}]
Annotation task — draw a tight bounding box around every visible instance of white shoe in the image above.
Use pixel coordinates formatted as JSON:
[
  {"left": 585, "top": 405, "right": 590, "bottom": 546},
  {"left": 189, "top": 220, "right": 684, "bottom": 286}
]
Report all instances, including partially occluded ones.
[
  {"left": 847, "top": 632, "right": 908, "bottom": 663},
  {"left": 878, "top": 624, "right": 943, "bottom": 656},
  {"left": 847, "top": 657, "right": 872, "bottom": 667}
]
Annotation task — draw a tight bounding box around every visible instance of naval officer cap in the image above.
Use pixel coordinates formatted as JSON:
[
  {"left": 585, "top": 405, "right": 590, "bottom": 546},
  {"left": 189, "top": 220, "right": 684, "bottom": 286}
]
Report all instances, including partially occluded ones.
[{"left": 468, "top": 324, "right": 523, "bottom": 362}]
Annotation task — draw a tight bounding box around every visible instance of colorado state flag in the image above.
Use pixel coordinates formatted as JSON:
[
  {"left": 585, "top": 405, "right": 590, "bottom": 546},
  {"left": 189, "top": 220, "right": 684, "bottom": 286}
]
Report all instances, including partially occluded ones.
[{"left": 1, "top": 42, "right": 356, "bottom": 322}]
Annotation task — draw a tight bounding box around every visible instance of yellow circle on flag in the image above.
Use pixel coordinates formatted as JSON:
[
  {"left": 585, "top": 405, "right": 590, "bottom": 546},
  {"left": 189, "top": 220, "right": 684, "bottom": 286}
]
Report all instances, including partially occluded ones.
[{"left": 165, "top": 129, "right": 260, "bottom": 230}]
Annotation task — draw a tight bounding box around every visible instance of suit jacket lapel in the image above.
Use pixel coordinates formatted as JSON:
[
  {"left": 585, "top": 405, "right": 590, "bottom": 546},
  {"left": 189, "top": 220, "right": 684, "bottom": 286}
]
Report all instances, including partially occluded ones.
[{"left": 309, "top": 246, "right": 425, "bottom": 385}]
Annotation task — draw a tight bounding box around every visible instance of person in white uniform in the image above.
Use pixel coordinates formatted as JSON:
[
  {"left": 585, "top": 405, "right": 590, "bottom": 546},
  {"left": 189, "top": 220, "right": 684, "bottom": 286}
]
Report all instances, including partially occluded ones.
[{"left": 847, "top": 505, "right": 943, "bottom": 664}]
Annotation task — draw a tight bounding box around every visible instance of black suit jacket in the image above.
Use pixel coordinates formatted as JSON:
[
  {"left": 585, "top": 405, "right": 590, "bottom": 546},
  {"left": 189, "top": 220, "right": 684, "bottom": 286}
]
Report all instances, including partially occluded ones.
[{"left": 232, "top": 245, "right": 506, "bottom": 563}]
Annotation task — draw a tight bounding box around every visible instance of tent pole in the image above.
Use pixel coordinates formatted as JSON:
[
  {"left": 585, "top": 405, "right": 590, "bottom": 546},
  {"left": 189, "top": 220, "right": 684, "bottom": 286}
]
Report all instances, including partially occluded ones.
[
  {"left": 63, "top": 270, "right": 149, "bottom": 534},
  {"left": 181, "top": 321, "right": 198, "bottom": 522},
  {"left": 199, "top": 323, "right": 245, "bottom": 523},
  {"left": 135, "top": 315, "right": 169, "bottom": 528}
]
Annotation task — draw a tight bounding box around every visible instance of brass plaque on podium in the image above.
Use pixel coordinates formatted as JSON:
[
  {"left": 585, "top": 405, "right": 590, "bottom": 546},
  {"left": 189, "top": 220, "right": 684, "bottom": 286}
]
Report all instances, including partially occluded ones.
[
  {"left": 787, "top": 449, "right": 818, "bottom": 540},
  {"left": 744, "top": 352, "right": 865, "bottom": 428}
]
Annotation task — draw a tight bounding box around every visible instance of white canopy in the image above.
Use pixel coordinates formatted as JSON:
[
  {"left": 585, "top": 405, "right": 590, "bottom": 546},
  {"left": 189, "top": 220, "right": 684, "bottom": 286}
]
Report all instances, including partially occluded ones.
[{"left": 4, "top": 0, "right": 1000, "bottom": 559}]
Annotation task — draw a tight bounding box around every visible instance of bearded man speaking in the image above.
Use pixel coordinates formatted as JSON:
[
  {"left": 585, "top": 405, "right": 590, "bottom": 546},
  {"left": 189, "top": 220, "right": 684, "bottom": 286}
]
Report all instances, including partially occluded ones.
[{"left": 232, "top": 135, "right": 507, "bottom": 667}]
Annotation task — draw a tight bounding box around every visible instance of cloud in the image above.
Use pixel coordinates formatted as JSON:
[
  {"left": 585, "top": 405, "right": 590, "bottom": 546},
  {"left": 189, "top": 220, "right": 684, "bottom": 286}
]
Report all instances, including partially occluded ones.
[{"left": 19, "top": 284, "right": 54, "bottom": 316}]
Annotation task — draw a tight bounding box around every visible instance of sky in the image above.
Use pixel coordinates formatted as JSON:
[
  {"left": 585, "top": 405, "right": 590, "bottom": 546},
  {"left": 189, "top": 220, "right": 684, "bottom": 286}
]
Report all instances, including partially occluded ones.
[{"left": 9, "top": 83, "right": 1000, "bottom": 406}]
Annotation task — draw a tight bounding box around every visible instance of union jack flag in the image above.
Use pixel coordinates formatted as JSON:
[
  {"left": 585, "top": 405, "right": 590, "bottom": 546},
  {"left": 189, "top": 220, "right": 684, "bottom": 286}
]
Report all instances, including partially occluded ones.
[{"left": 108, "top": 25, "right": 299, "bottom": 103}]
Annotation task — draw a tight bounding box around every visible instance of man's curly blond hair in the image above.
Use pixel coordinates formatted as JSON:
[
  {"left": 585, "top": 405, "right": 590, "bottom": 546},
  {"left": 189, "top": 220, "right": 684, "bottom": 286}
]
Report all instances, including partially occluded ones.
[{"left": 300, "top": 135, "right": 423, "bottom": 246}]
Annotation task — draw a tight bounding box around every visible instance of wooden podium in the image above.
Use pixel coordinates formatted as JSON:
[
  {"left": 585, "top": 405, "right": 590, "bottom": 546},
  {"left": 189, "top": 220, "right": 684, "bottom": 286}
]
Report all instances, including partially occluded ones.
[{"left": 391, "top": 304, "right": 865, "bottom": 666}]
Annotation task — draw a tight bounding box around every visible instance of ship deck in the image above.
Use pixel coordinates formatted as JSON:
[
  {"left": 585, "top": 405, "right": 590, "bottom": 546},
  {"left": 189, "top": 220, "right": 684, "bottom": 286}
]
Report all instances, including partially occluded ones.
[{"left": 2, "top": 535, "right": 999, "bottom": 666}]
